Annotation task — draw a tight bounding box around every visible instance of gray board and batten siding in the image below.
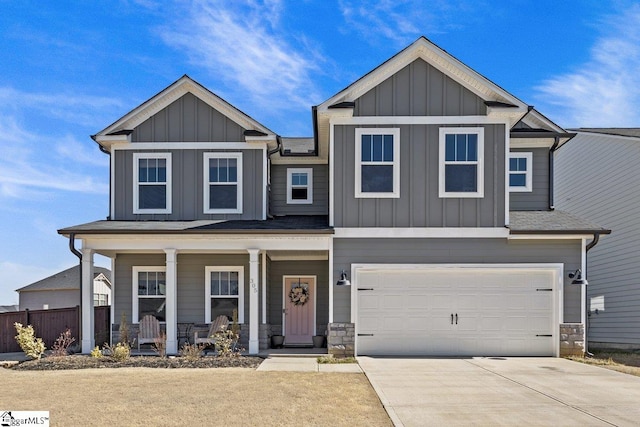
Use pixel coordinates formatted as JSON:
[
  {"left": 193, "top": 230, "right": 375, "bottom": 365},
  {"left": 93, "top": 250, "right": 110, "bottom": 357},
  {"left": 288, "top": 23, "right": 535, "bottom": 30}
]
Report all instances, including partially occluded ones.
[
  {"left": 113, "top": 148, "right": 263, "bottom": 221},
  {"left": 353, "top": 58, "right": 487, "bottom": 117},
  {"left": 555, "top": 131, "right": 640, "bottom": 348},
  {"left": 131, "top": 93, "right": 246, "bottom": 143},
  {"left": 333, "top": 124, "right": 506, "bottom": 228},
  {"left": 510, "top": 147, "right": 550, "bottom": 211},
  {"left": 332, "top": 238, "right": 582, "bottom": 323},
  {"left": 270, "top": 164, "right": 329, "bottom": 216}
]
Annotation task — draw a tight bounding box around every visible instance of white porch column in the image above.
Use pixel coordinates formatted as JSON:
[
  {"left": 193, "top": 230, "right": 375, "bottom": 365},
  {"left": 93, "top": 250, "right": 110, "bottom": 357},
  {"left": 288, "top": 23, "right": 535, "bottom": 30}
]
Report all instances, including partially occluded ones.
[
  {"left": 248, "top": 249, "right": 260, "bottom": 354},
  {"left": 81, "top": 248, "right": 94, "bottom": 353},
  {"left": 165, "top": 249, "right": 178, "bottom": 355}
]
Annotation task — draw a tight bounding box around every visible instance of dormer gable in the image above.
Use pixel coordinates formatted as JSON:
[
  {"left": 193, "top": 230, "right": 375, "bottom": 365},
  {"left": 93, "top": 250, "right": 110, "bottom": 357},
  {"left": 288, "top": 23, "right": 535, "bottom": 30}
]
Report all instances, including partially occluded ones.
[{"left": 93, "top": 75, "right": 277, "bottom": 151}]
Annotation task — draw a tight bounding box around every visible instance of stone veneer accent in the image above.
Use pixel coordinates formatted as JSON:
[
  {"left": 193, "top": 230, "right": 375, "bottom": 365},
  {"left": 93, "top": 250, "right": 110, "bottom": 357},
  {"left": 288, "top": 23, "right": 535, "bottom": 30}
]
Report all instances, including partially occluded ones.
[
  {"left": 327, "top": 322, "right": 355, "bottom": 357},
  {"left": 560, "top": 323, "right": 585, "bottom": 357}
]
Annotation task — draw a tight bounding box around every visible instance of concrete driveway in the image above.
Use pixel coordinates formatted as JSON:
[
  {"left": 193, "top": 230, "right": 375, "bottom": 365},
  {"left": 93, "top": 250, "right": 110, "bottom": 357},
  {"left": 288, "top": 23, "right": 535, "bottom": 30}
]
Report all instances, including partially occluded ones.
[{"left": 358, "top": 357, "right": 640, "bottom": 426}]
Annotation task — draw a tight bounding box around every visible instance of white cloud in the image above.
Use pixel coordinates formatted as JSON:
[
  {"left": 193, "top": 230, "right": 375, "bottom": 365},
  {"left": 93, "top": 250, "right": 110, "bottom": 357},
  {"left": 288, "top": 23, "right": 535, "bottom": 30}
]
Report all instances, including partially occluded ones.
[
  {"left": 158, "top": 0, "right": 324, "bottom": 114},
  {"left": 535, "top": 5, "right": 640, "bottom": 127}
]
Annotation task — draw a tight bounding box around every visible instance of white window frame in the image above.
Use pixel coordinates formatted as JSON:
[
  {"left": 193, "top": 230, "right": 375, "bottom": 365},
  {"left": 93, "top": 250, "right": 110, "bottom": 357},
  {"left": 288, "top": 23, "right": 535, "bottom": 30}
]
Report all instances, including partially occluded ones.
[
  {"left": 355, "top": 128, "right": 400, "bottom": 198},
  {"left": 509, "top": 152, "right": 533, "bottom": 192},
  {"left": 93, "top": 293, "right": 108, "bottom": 306},
  {"left": 205, "top": 266, "right": 244, "bottom": 324},
  {"left": 133, "top": 153, "right": 172, "bottom": 214},
  {"left": 132, "top": 266, "right": 166, "bottom": 324},
  {"left": 287, "top": 168, "right": 313, "bottom": 204},
  {"left": 439, "top": 127, "right": 484, "bottom": 198},
  {"left": 203, "top": 152, "right": 243, "bottom": 214}
]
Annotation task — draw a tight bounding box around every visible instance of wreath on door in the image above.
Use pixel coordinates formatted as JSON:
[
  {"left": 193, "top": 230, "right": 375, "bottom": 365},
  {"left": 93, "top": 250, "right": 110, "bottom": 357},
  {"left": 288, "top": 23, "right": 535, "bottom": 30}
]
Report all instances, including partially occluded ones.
[{"left": 289, "top": 284, "right": 310, "bottom": 306}]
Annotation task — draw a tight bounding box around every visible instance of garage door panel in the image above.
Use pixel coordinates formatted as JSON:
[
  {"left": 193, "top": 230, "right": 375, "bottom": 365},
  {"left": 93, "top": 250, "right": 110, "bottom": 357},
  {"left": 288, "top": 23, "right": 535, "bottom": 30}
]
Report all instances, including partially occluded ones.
[{"left": 356, "top": 267, "right": 557, "bottom": 357}]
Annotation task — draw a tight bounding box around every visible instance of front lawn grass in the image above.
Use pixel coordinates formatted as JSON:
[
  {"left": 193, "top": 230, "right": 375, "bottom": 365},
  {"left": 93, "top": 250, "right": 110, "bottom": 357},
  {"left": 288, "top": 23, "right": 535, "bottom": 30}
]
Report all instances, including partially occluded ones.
[
  {"left": 567, "top": 350, "right": 640, "bottom": 377},
  {"left": 0, "top": 368, "right": 392, "bottom": 426}
]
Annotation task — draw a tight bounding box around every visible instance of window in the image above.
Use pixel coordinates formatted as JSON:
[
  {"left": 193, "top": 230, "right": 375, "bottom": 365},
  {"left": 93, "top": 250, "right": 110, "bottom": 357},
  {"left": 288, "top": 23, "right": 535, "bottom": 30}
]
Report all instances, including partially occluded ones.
[
  {"left": 355, "top": 128, "right": 400, "bottom": 198},
  {"left": 133, "top": 153, "right": 172, "bottom": 214},
  {"left": 439, "top": 128, "right": 484, "bottom": 198},
  {"left": 509, "top": 152, "right": 533, "bottom": 192},
  {"left": 204, "top": 153, "right": 243, "bottom": 214},
  {"left": 93, "top": 293, "right": 108, "bottom": 306},
  {"left": 132, "top": 267, "right": 166, "bottom": 323},
  {"left": 287, "top": 168, "right": 313, "bottom": 204},
  {"left": 205, "top": 266, "right": 244, "bottom": 323}
]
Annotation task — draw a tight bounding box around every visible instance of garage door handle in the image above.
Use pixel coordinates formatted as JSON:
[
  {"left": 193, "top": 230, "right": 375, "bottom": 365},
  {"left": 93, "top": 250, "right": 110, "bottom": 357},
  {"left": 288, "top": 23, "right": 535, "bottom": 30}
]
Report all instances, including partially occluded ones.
[
  {"left": 455, "top": 313, "right": 458, "bottom": 325},
  {"left": 451, "top": 314, "right": 454, "bottom": 324}
]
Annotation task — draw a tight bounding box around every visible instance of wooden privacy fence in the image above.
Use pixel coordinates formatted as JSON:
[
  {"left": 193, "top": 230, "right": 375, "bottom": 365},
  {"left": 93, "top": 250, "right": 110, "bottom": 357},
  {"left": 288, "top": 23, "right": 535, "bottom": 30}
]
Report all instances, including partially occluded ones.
[{"left": 0, "top": 306, "right": 110, "bottom": 353}]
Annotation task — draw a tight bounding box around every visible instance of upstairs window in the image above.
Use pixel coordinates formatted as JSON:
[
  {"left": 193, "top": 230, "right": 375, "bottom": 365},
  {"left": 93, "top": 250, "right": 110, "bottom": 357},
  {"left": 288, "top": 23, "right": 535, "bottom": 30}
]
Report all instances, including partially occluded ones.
[
  {"left": 509, "top": 152, "right": 533, "bottom": 192},
  {"left": 204, "top": 153, "right": 243, "bottom": 214},
  {"left": 287, "top": 168, "right": 313, "bottom": 204},
  {"left": 133, "top": 153, "right": 172, "bottom": 214},
  {"left": 355, "top": 128, "right": 400, "bottom": 198},
  {"left": 439, "top": 128, "right": 484, "bottom": 198}
]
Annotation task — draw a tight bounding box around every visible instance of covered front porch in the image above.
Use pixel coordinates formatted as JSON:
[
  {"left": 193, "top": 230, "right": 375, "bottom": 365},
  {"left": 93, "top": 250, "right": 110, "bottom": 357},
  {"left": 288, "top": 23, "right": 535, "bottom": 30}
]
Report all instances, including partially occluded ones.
[{"left": 71, "top": 228, "right": 336, "bottom": 355}]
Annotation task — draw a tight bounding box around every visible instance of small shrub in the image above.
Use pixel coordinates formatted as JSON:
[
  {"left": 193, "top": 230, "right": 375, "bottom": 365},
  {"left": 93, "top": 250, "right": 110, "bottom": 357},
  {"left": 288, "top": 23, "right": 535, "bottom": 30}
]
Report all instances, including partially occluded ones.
[
  {"left": 317, "top": 355, "right": 357, "bottom": 364},
  {"left": 103, "top": 342, "right": 131, "bottom": 362},
  {"left": 179, "top": 343, "right": 204, "bottom": 360},
  {"left": 152, "top": 331, "right": 167, "bottom": 358},
  {"left": 14, "top": 322, "right": 46, "bottom": 360},
  {"left": 90, "top": 346, "right": 103, "bottom": 359},
  {"left": 50, "top": 329, "right": 76, "bottom": 357},
  {"left": 214, "top": 329, "right": 243, "bottom": 357}
]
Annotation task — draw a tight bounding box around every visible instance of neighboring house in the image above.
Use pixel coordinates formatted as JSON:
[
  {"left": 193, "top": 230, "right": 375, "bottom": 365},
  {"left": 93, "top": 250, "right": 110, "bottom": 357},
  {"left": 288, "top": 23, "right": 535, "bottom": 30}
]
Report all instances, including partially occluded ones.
[
  {"left": 555, "top": 128, "right": 640, "bottom": 351},
  {"left": 0, "top": 305, "right": 18, "bottom": 313},
  {"left": 58, "top": 37, "right": 608, "bottom": 357},
  {"left": 16, "top": 266, "right": 111, "bottom": 311}
]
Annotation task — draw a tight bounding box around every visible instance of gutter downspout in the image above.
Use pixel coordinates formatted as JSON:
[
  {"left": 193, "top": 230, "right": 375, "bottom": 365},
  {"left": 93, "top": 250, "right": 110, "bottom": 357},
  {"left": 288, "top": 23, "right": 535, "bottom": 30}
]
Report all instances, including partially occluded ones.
[
  {"left": 69, "top": 233, "right": 83, "bottom": 345},
  {"left": 266, "top": 136, "right": 282, "bottom": 219},
  {"left": 549, "top": 136, "right": 560, "bottom": 210},
  {"left": 584, "top": 231, "right": 604, "bottom": 356}
]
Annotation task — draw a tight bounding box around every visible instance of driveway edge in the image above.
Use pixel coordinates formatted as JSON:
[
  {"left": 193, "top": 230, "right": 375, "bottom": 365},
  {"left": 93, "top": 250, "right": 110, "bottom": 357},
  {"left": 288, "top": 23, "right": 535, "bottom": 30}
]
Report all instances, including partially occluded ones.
[{"left": 357, "top": 357, "right": 404, "bottom": 427}]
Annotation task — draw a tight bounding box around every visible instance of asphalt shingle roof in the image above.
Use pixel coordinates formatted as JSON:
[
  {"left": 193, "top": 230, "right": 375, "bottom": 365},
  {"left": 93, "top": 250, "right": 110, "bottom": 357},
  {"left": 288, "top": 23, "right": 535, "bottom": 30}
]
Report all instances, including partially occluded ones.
[
  {"left": 508, "top": 210, "right": 610, "bottom": 234},
  {"left": 16, "top": 266, "right": 111, "bottom": 292}
]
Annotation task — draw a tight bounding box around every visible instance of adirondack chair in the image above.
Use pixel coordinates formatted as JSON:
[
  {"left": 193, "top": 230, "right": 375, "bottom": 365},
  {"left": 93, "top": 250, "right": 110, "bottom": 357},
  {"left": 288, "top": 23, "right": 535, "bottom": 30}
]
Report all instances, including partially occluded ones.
[
  {"left": 137, "top": 315, "right": 161, "bottom": 351},
  {"left": 194, "top": 315, "right": 229, "bottom": 346}
]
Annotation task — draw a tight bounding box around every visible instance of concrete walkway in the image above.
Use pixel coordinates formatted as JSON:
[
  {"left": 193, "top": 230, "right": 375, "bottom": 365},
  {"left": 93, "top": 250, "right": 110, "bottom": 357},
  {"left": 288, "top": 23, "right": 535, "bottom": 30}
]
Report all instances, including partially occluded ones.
[
  {"left": 257, "top": 356, "right": 362, "bottom": 373},
  {"left": 358, "top": 357, "right": 640, "bottom": 427}
]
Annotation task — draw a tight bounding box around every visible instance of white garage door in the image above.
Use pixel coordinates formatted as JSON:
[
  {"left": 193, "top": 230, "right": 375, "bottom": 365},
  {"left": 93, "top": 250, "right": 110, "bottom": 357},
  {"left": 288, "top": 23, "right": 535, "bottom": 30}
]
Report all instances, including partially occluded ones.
[{"left": 356, "top": 265, "right": 559, "bottom": 357}]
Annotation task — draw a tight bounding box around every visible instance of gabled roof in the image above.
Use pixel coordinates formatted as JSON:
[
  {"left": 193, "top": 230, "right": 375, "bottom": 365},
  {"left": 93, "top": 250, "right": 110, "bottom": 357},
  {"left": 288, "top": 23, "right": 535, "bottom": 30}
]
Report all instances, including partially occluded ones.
[
  {"left": 0, "top": 305, "right": 18, "bottom": 313},
  {"left": 572, "top": 128, "right": 640, "bottom": 139},
  {"left": 93, "top": 75, "right": 276, "bottom": 149},
  {"left": 317, "top": 36, "right": 529, "bottom": 113},
  {"left": 508, "top": 211, "right": 611, "bottom": 235},
  {"left": 16, "top": 266, "right": 111, "bottom": 293}
]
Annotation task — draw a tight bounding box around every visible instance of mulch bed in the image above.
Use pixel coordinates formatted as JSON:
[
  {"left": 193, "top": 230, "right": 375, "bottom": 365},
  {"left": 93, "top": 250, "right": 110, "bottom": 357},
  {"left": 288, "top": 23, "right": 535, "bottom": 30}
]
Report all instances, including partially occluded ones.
[{"left": 8, "top": 355, "right": 264, "bottom": 371}]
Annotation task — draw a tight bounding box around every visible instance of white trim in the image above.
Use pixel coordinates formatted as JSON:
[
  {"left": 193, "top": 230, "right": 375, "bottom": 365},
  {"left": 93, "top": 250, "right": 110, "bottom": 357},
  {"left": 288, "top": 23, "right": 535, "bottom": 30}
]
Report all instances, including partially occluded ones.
[
  {"left": 133, "top": 152, "right": 172, "bottom": 214},
  {"left": 110, "top": 151, "right": 115, "bottom": 219},
  {"left": 329, "top": 122, "right": 335, "bottom": 227},
  {"left": 262, "top": 146, "right": 267, "bottom": 220},
  {"left": 328, "top": 238, "right": 334, "bottom": 323},
  {"left": 439, "top": 127, "right": 484, "bottom": 198},
  {"left": 267, "top": 253, "right": 328, "bottom": 261},
  {"left": 350, "top": 263, "right": 563, "bottom": 357},
  {"left": 111, "top": 142, "right": 267, "bottom": 151},
  {"left": 510, "top": 139, "right": 556, "bottom": 149},
  {"left": 110, "top": 255, "right": 116, "bottom": 345},
  {"left": 508, "top": 234, "right": 592, "bottom": 240},
  {"left": 332, "top": 116, "right": 508, "bottom": 126},
  {"left": 282, "top": 275, "right": 317, "bottom": 339},
  {"left": 504, "top": 125, "right": 510, "bottom": 226},
  {"left": 286, "top": 168, "right": 313, "bottom": 204},
  {"left": 261, "top": 251, "right": 267, "bottom": 324},
  {"left": 132, "top": 266, "right": 167, "bottom": 324},
  {"left": 203, "top": 152, "right": 243, "bottom": 214},
  {"left": 355, "top": 128, "right": 400, "bottom": 198},
  {"left": 204, "top": 266, "right": 245, "bottom": 324},
  {"left": 334, "top": 227, "right": 509, "bottom": 238},
  {"left": 508, "top": 152, "right": 533, "bottom": 192}
]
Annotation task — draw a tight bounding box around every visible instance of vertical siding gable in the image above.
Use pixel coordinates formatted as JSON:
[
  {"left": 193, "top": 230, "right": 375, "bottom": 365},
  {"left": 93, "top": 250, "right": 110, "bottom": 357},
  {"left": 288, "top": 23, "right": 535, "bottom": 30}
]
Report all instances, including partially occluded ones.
[
  {"left": 131, "top": 93, "right": 247, "bottom": 142},
  {"left": 353, "top": 59, "right": 487, "bottom": 117},
  {"left": 510, "top": 147, "right": 550, "bottom": 211}
]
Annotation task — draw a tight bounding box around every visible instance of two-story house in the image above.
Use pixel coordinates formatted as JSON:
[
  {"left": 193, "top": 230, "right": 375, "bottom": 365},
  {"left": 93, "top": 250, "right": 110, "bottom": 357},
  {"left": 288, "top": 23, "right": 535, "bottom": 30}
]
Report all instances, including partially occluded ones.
[{"left": 59, "top": 37, "right": 608, "bottom": 357}]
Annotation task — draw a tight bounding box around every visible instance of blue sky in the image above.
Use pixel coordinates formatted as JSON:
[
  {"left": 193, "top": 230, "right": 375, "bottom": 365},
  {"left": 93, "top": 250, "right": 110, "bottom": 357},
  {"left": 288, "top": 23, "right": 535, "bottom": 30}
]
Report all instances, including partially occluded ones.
[{"left": 1, "top": 0, "right": 639, "bottom": 304}]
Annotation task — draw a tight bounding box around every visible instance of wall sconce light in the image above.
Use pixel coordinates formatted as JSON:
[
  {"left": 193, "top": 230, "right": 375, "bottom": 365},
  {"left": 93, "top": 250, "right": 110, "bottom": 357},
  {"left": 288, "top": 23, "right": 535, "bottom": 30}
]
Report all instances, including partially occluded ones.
[
  {"left": 568, "top": 269, "right": 588, "bottom": 285},
  {"left": 336, "top": 270, "right": 351, "bottom": 286}
]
